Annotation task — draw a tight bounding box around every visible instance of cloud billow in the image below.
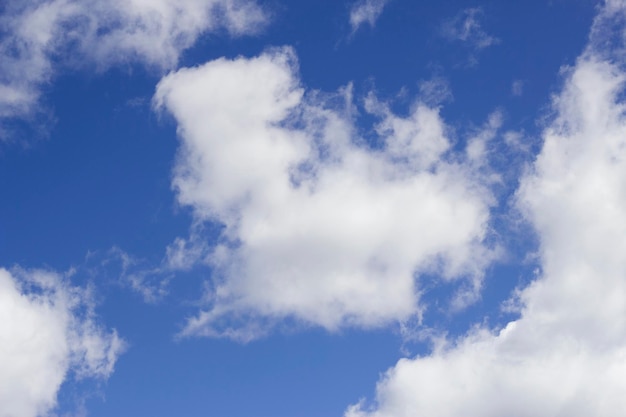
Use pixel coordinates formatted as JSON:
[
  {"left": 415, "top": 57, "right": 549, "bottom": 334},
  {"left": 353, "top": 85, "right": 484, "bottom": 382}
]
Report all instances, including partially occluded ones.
[
  {"left": 0, "top": 0, "right": 267, "bottom": 136},
  {"left": 0, "top": 268, "right": 123, "bottom": 417},
  {"left": 346, "top": 3, "right": 626, "bottom": 416},
  {"left": 154, "top": 47, "right": 498, "bottom": 341}
]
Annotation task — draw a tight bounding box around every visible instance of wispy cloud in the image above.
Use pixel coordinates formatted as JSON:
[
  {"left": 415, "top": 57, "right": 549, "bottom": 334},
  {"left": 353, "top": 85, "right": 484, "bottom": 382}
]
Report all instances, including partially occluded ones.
[
  {"left": 417, "top": 76, "right": 453, "bottom": 105},
  {"left": 349, "top": 0, "right": 390, "bottom": 33},
  {"left": 511, "top": 79, "right": 525, "bottom": 96},
  {"left": 440, "top": 7, "right": 500, "bottom": 65}
]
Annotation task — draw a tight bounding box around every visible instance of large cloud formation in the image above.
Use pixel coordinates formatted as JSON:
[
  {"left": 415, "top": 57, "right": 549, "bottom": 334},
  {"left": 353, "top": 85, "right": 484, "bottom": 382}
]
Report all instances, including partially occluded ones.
[
  {"left": 0, "top": 268, "right": 123, "bottom": 417},
  {"left": 0, "top": 0, "right": 266, "bottom": 125},
  {"left": 154, "top": 48, "right": 497, "bottom": 341},
  {"left": 346, "top": 3, "right": 626, "bottom": 416}
]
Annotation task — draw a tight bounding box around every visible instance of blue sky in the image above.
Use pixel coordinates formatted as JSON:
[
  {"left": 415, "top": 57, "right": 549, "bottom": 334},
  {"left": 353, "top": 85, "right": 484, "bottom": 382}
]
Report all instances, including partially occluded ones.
[{"left": 3, "top": 1, "right": 626, "bottom": 416}]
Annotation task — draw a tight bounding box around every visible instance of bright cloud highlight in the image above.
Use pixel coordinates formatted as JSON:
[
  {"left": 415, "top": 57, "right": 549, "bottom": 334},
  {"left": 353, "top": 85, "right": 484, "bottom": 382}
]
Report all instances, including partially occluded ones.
[
  {"left": 346, "top": 5, "right": 626, "bottom": 416},
  {"left": 154, "top": 47, "right": 498, "bottom": 341},
  {"left": 4, "top": 1, "right": 624, "bottom": 416},
  {"left": 0, "top": 0, "right": 266, "bottom": 129},
  {"left": 0, "top": 268, "right": 123, "bottom": 417}
]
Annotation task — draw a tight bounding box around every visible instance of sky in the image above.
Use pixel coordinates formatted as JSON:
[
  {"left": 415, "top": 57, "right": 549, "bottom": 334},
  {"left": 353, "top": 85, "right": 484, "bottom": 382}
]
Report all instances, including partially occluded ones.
[{"left": 2, "top": 0, "right": 626, "bottom": 416}]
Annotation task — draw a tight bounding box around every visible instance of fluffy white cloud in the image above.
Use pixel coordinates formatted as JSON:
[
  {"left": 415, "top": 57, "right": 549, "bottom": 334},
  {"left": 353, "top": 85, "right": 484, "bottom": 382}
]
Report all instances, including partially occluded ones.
[
  {"left": 349, "top": 0, "right": 390, "bottom": 33},
  {"left": 346, "top": 6, "right": 626, "bottom": 417},
  {"left": 154, "top": 47, "right": 497, "bottom": 341},
  {"left": 0, "top": 267, "right": 123, "bottom": 417},
  {"left": 0, "top": 0, "right": 266, "bottom": 127}
]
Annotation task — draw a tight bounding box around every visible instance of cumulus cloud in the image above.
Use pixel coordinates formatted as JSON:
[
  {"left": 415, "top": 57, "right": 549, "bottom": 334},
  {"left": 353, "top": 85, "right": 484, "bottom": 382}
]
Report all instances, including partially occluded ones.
[
  {"left": 0, "top": 0, "right": 267, "bottom": 131},
  {"left": 0, "top": 267, "right": 123, "bottom": 417},
  {"left": 349, "top": 0, "right": 390, "bottom": 33},
  {"left": 154, "top": 47, "right": 498, "bottom": 341},
  {"left": 346, "top": 5, "right": 626, "bottom": 417}
]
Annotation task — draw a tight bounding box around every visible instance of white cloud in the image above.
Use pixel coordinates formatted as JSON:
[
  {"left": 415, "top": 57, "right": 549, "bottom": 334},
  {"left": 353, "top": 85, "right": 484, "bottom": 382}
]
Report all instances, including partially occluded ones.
[
  {"left": 165, "top": 235, "right": 209, "bottom": 272},
  {"left": 511, "top": 79, "right": 524, "bottom": 96},
  {"left": 417, "top": 76, "right": 453, "bottom": 106},
  {"left": 103, "top": 246, "right": 175, "bottom": 304},
  {"left": 441, "top": 8, "right": 499, "bottom": 49},
  {"left": 349, "top": 0, "right": 390, "bottom": 33},
  {"left": 465, "top": 110, "right": 503, "bottom": 167},
  {"left": 441, "top": 7, "right": 499, "bottom": 66},
  {"left": 0, "top": 267, "right": 123, "bottom": 417},
  {"left": 0, "top": 0, "right": 267, "bottom": 131},
  {"left": 346, "top": 5, "right": 626, "bottom": 417},
  {"left": 154, "top": 47, "right": 497, "bottom": 341}
]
